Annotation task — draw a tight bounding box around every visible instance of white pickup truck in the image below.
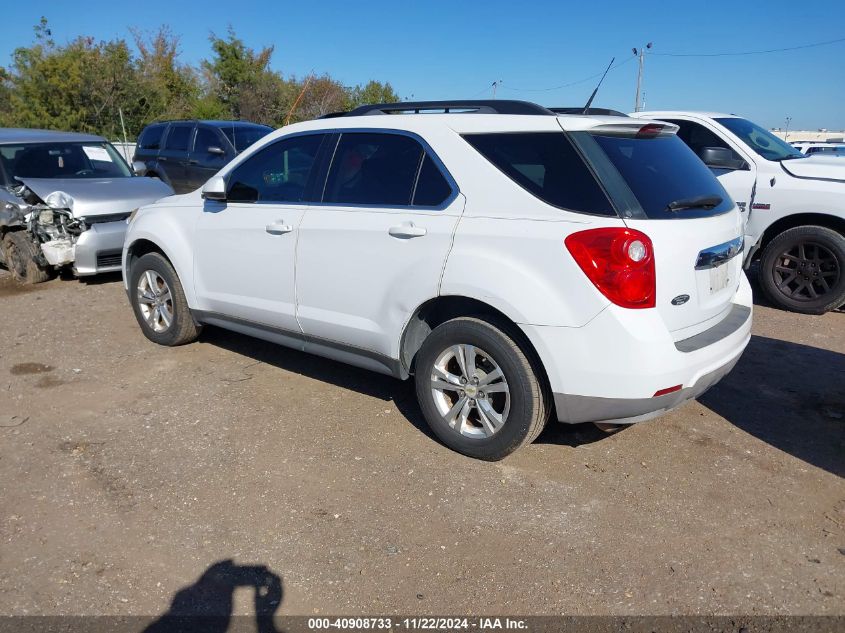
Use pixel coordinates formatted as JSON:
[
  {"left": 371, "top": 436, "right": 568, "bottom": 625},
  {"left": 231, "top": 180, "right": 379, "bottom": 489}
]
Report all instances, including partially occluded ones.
[{"left": 631, "top": 111, "right": 845, "bottom": 314}]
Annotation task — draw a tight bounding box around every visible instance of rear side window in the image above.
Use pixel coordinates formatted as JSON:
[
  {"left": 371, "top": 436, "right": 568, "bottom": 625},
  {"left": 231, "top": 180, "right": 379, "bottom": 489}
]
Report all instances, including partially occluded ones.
[
  {"left": 591, "top": 134, "right": 733, "bottom": 219},
  {"left": 463, "top": 133, "right": 615, "bottom": 216},
  {"left": 164, "top": 124, "right": 193, "bottom": 151},
  {"left": 324, "top": 133, "right": 424, "bottom": 206},
  {"left": 138, "top": 124, "right": 165, "bottom": 150},
  {"left": 413, "top": 155, "right": 452, "bottom": 206},
  {"left": 227, "top": 134, "right": 324, "bottom": 203}
]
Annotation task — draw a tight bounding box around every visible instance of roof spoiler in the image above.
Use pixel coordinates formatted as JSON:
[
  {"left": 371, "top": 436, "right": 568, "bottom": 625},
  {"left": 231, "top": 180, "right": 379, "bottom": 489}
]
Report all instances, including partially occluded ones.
[
  {"left": 549, "top": 107, "right": 628, "bottom": 117},
  {"left": 589, "top": 122, "right": 679, "bottom": 138}
]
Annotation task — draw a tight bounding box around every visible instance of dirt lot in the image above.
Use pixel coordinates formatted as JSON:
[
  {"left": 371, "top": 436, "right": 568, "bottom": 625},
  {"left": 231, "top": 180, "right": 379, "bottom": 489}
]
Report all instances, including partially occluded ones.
[{"left": 0, "top": 269, "right": 843, "bottom": 619}]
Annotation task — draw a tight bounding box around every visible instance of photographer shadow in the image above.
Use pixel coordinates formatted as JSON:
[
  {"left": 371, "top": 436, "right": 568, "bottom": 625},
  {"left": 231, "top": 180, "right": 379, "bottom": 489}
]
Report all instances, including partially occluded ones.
[{"left": 143, "top": 559, "right": 283, "bottom": 633}]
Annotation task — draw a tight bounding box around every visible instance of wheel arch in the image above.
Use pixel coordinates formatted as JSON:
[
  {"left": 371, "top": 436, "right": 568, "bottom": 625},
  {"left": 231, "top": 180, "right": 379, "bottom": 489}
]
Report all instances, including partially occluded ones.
[
  {"left": 399, "top": 295, "right": 552, "bottom": 397},
  {"left": 753, "top": 212, "right": 845, "bottom": 259}
]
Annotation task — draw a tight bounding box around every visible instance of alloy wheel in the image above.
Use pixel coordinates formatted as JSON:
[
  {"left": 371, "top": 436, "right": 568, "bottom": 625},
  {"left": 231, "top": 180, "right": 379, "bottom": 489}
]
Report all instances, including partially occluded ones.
[
  {"left": 429, "top": 344, "right": 510, "bottom": 438},
  {"left": 773, "top": 240, "right": 840, "bottom": 302},
  {"left": 137, "top": 270, "right": 174, "bottom": 333}
]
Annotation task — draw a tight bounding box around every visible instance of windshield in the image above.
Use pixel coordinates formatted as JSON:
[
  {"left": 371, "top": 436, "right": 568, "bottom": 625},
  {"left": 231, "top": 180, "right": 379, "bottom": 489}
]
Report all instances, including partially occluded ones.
[
  {"left": 221, "top": 125, "right": 273, "bottom": 153},
  {"left": 590, "top": 133, "right": 733, "bottom": 220},
  {"left": 715, "top": 118, "right": 805, "bottom": 161},
  {"left": 0, "top": 141, "right": 132, "bottom": 183}
]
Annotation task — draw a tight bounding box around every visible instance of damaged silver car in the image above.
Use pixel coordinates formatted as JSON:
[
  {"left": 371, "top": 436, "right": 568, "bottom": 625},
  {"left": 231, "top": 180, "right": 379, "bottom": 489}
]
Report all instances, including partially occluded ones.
[{"left": 0, "top": 128, "right": 173, "bottom": 284}]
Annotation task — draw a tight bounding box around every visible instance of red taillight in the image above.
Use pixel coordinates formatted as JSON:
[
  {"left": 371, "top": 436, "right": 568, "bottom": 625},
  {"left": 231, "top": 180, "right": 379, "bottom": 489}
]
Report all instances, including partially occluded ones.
[
  {"left": 636, "top": 123, "right": 664, "bottom": 138},
  {"left": 564, "top": 228, "right": 656, "bottom": 309}
]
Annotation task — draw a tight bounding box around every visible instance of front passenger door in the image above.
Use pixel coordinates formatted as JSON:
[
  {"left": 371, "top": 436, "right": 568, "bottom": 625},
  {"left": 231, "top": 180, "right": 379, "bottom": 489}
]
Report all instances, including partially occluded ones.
[{"left": 193, "top": 133, "right": 327, "bottom": 332}]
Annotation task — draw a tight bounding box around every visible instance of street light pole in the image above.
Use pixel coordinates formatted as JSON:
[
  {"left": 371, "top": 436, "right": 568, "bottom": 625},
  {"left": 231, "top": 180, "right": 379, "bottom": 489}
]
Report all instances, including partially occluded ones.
[
  {"left": 632, "top": 43, "right": 653, "bottom": 112},
  {"left": 784, "top": 116, "right": 792, "bottom": 142}
]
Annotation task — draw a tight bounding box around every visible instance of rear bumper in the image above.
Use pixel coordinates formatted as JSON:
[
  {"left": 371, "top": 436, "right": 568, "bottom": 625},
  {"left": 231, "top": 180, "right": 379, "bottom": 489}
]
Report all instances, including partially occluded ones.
[
  {"left": 522, "top": 273, "right": 753, "bottom": 425},
  {"left": 73, "top": 220, "right": 127, "bottom": 276}
]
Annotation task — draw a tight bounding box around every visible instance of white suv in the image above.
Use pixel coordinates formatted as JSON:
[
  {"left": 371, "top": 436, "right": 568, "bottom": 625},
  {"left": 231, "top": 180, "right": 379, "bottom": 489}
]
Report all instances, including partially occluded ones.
[{"left": 123, "top": 100, "right": 752, "bottom": 460}]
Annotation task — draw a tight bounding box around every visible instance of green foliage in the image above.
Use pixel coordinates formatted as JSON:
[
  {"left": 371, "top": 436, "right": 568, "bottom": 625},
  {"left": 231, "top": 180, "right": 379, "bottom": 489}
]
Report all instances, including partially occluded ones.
[{"left": 0, "top": 18, "right": 401, "bottom": 139}]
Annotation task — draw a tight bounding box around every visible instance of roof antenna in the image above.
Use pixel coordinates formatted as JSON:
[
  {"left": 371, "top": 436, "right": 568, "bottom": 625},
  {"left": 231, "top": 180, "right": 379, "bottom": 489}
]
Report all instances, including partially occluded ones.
[{"left": 582, "top": 57, "right": 615, "bottom": 114}]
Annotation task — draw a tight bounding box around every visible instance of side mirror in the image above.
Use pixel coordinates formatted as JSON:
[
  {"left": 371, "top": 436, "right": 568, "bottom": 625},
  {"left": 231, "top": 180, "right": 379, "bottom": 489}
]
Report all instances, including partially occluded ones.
[
  {"left": 201, "top": 175, "right": 227, "bottom": 201},
  {"left": 208, "top": 146, "right": 225, "bottom": 156},
  {"left": 699, "top": 147, "right": 744, "bottom": 170},
  {"left": 132, "top": 161, "right": 148, "bottom": 176}
]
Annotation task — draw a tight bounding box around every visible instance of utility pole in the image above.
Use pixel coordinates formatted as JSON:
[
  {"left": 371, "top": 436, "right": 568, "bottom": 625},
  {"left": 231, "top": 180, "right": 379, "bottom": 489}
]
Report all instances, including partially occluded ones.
[
  {"left": 632, "top": 43, "right": 652, "bottom": 112},
  {"left": 492, "top": 80, "right": 503, "bottom": 99},
  {"left": 784, "top": 116, "right": 792, "bottom": 142}
]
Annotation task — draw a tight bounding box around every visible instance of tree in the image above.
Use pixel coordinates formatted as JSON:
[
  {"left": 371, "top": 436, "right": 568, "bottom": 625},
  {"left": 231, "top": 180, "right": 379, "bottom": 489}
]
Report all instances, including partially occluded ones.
[{"left": 347, "top": 80, "right": 400, "bottom": 108}]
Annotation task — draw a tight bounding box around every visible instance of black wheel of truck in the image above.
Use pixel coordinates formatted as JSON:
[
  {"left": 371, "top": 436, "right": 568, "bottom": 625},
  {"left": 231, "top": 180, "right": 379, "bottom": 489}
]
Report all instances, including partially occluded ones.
[
  {"left": 1, "top": 231, "right": 51, "bottom": 285},
  {"left": 760, "top": 225, "right": 845, "bottom": 314}
]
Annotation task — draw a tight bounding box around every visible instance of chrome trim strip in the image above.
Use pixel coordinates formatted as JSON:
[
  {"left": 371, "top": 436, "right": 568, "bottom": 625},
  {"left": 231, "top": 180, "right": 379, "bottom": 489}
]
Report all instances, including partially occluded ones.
[{"left": 695, "top": 236, "right": 744, "bottom": 270}]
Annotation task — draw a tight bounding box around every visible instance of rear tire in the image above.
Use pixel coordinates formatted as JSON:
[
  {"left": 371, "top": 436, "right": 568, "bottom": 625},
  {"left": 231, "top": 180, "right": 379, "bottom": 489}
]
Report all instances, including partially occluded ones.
[
  {"left": 759, "top": 225, "right": 845, "bottom": 314},
  {"left": 414, "top": 317, "right": 550, "bottom": 461},
  {"left": 128, "top": 252, "right": 200, "bottom": 346},
  {"left": 2, "top": 231, "right": 51, "bottom": 285}
]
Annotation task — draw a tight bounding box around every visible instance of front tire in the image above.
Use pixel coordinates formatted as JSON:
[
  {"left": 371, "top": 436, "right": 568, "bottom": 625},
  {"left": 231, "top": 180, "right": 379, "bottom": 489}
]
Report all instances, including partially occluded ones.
[
  {"left": 1, "top": 231, "right": 51, "bottom": 284},
  {"left": 129, "top": 252, "right": 200, "bottom": 346},
  {"left": 759, "top": 225, "right": 845, "bottom": 314},
  {"left": 414, "top": 317, "right": 550, "bottom": 461}
]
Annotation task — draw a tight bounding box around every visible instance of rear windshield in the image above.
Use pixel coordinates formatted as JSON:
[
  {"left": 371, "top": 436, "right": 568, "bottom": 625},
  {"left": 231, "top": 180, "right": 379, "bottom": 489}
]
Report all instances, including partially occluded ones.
[
  {"left": 0, "top": 142, "right": 132, "bottom": 181},
  {"left": 591, "top": 134, "right": 733, "bottom": 219},
  {"left": 463, "top": 132, "right": 615, "bottom": 216},
  {"left": 221, "top": 125, "right": 273, "bottom": 152}
]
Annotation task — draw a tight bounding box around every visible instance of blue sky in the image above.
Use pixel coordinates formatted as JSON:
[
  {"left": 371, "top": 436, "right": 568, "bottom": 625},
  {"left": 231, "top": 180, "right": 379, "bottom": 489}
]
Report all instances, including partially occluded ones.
[{"left": 4, "top": 1, "right": 844, "bottom": 130}]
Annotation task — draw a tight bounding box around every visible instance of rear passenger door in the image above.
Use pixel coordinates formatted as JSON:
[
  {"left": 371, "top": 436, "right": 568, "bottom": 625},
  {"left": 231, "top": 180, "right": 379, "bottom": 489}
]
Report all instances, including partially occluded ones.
[
  {"left": 295, "top": 131, "right": 464, "bottom": 360},
  {"left": 188, "top": 125, "right": 231, "bottom": 190},
  {"left": 158, "top": 122, "right": 194, "bottom": 192}
]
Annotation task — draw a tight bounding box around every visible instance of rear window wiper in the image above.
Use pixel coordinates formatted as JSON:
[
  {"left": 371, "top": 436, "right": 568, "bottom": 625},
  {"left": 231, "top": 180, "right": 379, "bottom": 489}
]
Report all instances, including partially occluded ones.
[{"left": 666, "top": 195, "right": 723, "bottom": 212}]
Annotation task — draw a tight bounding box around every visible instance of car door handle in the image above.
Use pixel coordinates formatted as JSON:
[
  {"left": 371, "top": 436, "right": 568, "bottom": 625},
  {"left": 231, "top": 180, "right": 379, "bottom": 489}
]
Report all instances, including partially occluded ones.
[
  {"left": 388, "top": 223, "right": 427, "bottom": 239},
  {"left": 265, "top": 221, "right": 293, "bottom": 235},
  {"left": 188, "top": 159, "right": 199, "bottom": 165},
  {"left": 158, "top": 156, "right": 168, "bottom": 161}
]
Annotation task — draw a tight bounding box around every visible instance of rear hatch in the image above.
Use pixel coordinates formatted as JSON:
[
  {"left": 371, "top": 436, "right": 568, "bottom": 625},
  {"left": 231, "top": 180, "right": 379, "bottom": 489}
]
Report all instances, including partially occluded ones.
[{"left": 570, "top": 121, "right": 744, "bottom": 336}]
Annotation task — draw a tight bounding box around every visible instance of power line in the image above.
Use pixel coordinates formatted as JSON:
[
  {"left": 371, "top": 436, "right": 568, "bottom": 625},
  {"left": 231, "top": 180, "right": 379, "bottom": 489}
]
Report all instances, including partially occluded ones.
[
  {"left": 501, "top": 55, "right": 636, "bottom": 93},
  {"left": 651, "top": 36, "right": 845, "bottom": 57}
]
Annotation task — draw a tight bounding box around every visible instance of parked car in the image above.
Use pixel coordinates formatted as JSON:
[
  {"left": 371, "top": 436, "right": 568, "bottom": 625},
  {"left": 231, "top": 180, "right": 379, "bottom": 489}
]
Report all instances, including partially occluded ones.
[
  {"left": 133, "top": 120, "right": 273, "bottom": 194},
  {"left": 791, "top": 141, "right": 845, "bottom": 155},
  {"left": 123, "top": 100, "right": 752, "bottom": 460},
  {"left": 631, "top": 112, "right": 845, "bottom": 314},
  {"left": 0, "top": 128, "right": 172, "bottom": 284}
]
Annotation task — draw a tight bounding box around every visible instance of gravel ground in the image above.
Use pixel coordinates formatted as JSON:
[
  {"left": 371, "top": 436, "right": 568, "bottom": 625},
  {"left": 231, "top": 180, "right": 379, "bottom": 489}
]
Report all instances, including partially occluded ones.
[{"left": 0, "top": 269, "right": 843, "bottom": 619}]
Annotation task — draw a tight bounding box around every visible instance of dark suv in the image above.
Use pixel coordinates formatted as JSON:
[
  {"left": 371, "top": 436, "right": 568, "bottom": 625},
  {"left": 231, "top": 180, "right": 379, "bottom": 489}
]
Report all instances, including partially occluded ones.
[{"left": 133, "top": 120, "right": 272, "bottom": 194}]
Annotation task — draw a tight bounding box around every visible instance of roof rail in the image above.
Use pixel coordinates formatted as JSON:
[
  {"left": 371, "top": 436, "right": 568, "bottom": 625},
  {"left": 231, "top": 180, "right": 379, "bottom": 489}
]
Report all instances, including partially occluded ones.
[
  {"left": 549, "top": 107, "right": 628, "bottom": 117},
  {"left": 341, "top": 100, "right": 555, "bottom": 117}
]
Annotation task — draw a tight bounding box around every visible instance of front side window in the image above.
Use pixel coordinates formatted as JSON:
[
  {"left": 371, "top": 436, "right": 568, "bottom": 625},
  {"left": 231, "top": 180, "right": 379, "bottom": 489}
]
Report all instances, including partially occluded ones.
[
  {"left": 0, "top": 142, "right": 132, "bottom": 180},
  {"left": 667, "top": 119, "right": 745, "bottom": 168},
  {"left": 164, "top": 124, "right": 193, "bottom": 151},
  {"left": 323, "top": 133, "right": 426, "bottom": 206},
  {"left": 463, "top": 132, "right": 615, "bottom": 216},
  {"left": 221, "top": 125, "right": 273, "bottom": 152},
  {"left": 227, "top": 134, "right": 324, "bottom": 203},
  {"left": 194, "top": 127, "right": 222, "bottom": 154},
  {"left": 715, "top": 117, "right": 805, "bottom": 161},
  {"left": 138, "top": 124, "right": 165, "bottom": 150}
]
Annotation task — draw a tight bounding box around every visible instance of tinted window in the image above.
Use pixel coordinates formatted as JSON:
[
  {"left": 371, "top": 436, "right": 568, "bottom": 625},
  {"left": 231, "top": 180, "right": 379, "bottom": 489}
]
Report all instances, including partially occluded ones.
[
  {"left": 463, "top": 132, "right": 614, "bottom": 216},
  {"left": 667, "top": 119, "right": 745, "bottom": 168},
  {"left": 138, "top": 124, "right": 165, "bottom": 150},
  {"left": 1, "top": 142, "right": 132, "bottom": 179},
  {"left": 227, "top": 134, "right": 323, "bottom": 203},
  {"left": 591, "top": 134, "right": 733, "bottom": 220},
  {"left": 194, "top": 127, "right": 222, "bottom": 153},
  {"left": 164, "top": 124, "right": 193, "bottom": 151},
  {"left": 715, "top": 117, "right": 804, "bottom": 161},
  {"left": 324, "top": 133, "right": 423, "bottom": 206},
  {"left": 221, "top": 125, "right": 273, "bottom": 152},
  {"left": 413, "top": 155, "right": 452, "bottom": 206}
]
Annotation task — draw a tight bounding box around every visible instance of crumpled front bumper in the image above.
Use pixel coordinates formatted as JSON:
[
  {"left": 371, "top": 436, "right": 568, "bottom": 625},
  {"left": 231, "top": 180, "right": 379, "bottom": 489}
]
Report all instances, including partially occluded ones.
[{"left": 73, "top": 220, "right": 127, "bottom": 276}]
